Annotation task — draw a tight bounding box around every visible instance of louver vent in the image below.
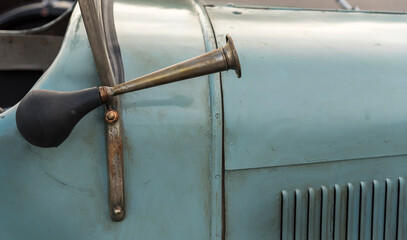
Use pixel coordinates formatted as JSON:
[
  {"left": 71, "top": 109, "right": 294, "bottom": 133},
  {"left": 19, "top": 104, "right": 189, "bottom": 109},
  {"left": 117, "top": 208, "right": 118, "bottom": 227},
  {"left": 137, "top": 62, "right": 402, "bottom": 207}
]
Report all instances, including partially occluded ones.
[{"left": 281, "top": 177, "right": 407, "bottom": 239}]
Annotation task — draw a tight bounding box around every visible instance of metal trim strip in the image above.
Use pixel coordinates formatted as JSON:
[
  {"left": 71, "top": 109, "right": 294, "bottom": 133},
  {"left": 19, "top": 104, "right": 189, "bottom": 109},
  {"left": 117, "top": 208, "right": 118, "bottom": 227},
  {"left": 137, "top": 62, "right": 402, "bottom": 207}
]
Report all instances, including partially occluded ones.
[{"left": 193, "top": 1, "right": 224, "bottom": 239}]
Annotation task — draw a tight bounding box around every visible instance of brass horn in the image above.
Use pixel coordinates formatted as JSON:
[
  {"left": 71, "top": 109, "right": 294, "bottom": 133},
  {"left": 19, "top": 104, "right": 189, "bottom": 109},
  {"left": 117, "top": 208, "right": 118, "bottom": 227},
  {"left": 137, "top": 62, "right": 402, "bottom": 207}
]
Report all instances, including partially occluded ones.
[
  {"left": 99, "top": 34, "right": 241, "bottom": 101},
  {"left": 16, "top": 35, "right": 241, "bottom": 147}
]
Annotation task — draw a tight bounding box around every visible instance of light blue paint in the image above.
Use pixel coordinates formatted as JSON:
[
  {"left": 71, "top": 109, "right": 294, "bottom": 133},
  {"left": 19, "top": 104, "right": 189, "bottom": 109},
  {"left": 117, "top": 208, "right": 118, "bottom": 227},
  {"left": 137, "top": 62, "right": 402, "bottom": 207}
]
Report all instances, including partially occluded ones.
[
  {"left": 207, "top": 6, "right": 407, "bottom": 239},
  {"left": 224, "top": 156, "right": 407, "bottom": 239},
  {"left": 194, "top": 1, "right": 223, "bottom": 239},
  {"left": 115, "top": 1, "right": 213, "bottom": 239},
  {"left": 207, "top": 6, "right": 407, "bottom": 170},
  {"left": 0, "top": 1, "right": 218, "bottom": 239},
  {"left": 0, "top": 8, "right": 111, "bottom": 239},
  {"left": 1, "top": 1, "right": 406, "bottom": 239}
]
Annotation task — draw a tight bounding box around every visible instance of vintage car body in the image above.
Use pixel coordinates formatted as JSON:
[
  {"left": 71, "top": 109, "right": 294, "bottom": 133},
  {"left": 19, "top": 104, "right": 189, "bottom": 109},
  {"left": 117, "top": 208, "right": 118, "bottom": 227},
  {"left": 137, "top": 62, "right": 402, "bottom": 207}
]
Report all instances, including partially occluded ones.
[{"left": 0, "top": 0, "right": 406, "bottom": 239}]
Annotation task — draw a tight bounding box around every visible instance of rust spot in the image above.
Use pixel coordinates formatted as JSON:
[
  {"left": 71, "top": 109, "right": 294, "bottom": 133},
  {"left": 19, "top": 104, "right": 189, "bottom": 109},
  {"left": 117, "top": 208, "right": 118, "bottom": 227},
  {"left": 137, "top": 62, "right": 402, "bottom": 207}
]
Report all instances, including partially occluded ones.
[
  {"left": 106, "top": 121, "right": 125, "bottom": 221},
  {"left": 99, "top": 86, "right": 110, "bottom": 103}
]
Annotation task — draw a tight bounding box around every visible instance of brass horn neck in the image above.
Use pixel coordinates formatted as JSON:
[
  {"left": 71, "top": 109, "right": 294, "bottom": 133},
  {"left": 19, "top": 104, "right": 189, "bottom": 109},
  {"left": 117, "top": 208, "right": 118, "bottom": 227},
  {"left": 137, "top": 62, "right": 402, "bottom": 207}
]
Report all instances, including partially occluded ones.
[{"left": 100, "top": 35, "right": 241, "bottom": 102}]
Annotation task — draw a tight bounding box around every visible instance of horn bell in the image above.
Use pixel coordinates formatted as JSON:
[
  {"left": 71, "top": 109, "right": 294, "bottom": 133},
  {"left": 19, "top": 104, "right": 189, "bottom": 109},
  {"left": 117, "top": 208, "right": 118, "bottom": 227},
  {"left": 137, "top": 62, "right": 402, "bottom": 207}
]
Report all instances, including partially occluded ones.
[{"left": 223, "top": 34, "right": 241, "bottom": 78}]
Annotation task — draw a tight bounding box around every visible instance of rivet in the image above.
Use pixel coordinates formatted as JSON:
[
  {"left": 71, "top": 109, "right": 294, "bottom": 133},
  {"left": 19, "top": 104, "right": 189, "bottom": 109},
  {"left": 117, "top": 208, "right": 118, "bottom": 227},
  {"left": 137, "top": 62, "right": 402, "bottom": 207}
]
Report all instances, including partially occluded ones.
[
  {"left": 113, "top": 206, "right": 123, "bottom": 216},
  {"left": 105, "top": 110, "right": 119, "bottom": 124}
]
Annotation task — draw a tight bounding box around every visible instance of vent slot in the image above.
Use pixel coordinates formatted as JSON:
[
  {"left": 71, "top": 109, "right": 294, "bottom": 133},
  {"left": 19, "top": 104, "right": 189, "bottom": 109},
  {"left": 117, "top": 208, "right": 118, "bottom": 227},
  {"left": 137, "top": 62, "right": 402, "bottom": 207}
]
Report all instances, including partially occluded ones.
[{"left": 280, "top": 177, "right": 406, "bottom": 239}]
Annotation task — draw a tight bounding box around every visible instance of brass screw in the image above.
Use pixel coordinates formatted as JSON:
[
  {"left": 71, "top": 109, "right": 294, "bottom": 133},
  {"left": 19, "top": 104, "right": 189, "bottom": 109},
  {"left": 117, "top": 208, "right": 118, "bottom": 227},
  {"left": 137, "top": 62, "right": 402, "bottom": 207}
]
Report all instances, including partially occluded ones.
[
  {"left": 113, "top": 206, "right": 123, "bottom": 216},
  {"left": 105, "top": 110, "right": 119, "bottom": 124}
]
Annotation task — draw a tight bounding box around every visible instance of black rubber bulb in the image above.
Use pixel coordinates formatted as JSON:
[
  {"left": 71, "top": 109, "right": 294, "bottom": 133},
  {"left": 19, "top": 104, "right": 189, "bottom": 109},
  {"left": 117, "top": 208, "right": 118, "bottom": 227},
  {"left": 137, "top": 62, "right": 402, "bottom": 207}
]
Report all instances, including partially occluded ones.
[{"left": 16, "top": 87, "right": 104, "bottom": 148}]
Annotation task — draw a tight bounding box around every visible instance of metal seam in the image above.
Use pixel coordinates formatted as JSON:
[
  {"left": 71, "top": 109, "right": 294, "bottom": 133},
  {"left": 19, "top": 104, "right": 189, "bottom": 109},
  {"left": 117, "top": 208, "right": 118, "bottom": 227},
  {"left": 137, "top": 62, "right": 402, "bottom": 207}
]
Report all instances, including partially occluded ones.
[
  {"left": 193, "top": 1, "right": 223, "bottom": 239},
  {"left": 206, "top": 4, "right": 407, "bottom": 15}
]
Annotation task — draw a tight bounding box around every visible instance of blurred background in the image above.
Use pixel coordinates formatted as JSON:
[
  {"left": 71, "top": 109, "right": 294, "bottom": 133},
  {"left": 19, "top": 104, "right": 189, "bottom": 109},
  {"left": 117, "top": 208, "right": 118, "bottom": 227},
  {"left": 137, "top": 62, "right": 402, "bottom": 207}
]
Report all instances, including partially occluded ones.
[
  {"left": 0, "top": 0, "right": 75, "bottom": 30},
  {"left": 0, "top": 0, "right": 405, "bottom": 23}
]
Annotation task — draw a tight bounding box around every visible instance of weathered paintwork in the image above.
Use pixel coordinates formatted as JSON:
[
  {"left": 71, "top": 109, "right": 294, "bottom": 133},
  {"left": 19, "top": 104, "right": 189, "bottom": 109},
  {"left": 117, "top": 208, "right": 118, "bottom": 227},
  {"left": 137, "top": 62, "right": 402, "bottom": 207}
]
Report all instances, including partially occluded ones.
[
  {"left": 0, "top": 1, "right": 218, "bottom": 239},
  {"left": 1, "top": 0, "right": 407, "bottom": 239},
  {"left": 207, "top": 6, "right": 407, "bottom": 239},
  {"left": 209, "top": 7, "right": 407, "bottom": 170}
]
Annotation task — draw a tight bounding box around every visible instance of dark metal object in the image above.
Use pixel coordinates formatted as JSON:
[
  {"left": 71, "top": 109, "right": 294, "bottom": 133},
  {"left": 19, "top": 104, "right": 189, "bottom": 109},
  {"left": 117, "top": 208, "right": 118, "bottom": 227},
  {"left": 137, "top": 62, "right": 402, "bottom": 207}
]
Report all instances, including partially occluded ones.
[
  {"left": 78, "top": 0, "right": 115, "bottom": 86},
  {"left": 100, "top": 35, "right": 241, "bottom": 100},
  {"left": 78, "top": 0, "right": 125, "bottom": 221},
  {"left": 105, "top": 113, "right": 125, "bottom": 221},
  {"left": 100, "top": 0, "right": 125, "bottom": 85},
  {"left": 100, "top": 0, "right": 126, "bottom": 221},
  {"left": 99, "top": 0, "right": 126, "bottom": 219},
  {"left": 105, "top": 118, "right": 125, "bottom": 220}
]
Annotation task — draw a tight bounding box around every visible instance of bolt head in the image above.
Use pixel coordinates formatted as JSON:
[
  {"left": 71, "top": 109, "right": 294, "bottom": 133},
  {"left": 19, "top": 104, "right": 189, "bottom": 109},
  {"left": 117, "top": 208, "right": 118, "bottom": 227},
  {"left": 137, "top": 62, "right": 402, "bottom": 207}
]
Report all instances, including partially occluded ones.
[
  {"left": 105, "top": 110, "right": 119, "bottom": 123},
  {"left": 106, "top": 112, "right": 115, "bottom": 120},
  {"left": 113, "top": 206, "right": 123, "bottom": 215}
]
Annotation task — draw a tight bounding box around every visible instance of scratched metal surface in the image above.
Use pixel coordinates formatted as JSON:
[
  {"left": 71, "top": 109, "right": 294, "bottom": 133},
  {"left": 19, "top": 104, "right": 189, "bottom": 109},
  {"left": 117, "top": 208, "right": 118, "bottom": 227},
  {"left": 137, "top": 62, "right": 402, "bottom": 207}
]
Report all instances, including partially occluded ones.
[
  {"left": 207, "top": 6, "right": 407, "bottom": 239},
  {"left": 208, "top": 6, "right": 407, "bottom": 171},
  {"left": 0, "top": 1, "right": 214, "bottom": 239}
]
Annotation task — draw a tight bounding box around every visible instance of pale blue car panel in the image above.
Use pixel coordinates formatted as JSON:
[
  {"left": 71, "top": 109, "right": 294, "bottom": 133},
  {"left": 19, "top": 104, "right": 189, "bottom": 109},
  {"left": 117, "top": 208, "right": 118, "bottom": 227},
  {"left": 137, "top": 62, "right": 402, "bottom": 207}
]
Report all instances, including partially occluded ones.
[
  {"left": 207, "top": 6, "right": 407, "bottom": 239},
  {"left": 0, "top": 7, "right": 110, "bottom": 239},
  {"left": 208, "top": 6, "right": 407, "bottom": 170},
  {"left": 0, "top": 1, "right": 215, "bottom": 239},
  {"left": 224, "top": 156, "right": 407, "bottom": 239},
  {"left": 1, "top": 1, "right": 407, "bottom": 239}
]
